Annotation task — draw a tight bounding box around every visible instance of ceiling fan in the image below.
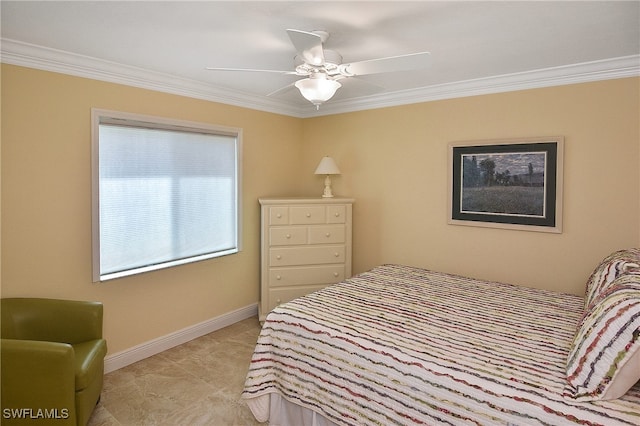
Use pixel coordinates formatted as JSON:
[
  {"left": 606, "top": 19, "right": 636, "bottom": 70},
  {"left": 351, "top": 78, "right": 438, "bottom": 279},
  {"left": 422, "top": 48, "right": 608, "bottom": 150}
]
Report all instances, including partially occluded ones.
[{"left": 206, "top": 29, "right": 431, "bottom": 109}]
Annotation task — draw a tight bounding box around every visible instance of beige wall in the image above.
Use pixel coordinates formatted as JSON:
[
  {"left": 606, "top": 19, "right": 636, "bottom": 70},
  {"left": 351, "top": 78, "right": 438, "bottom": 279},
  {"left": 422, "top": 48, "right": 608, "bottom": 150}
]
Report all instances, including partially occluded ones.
[
  {"left": 2, "top": 64, "right": 639, "bottom": 355},
  {"left": 300, "top": 78, "right": 640, "bottom": 295},
  {"left": 1, "top": 65, "right": 303, "bottom": 354}
]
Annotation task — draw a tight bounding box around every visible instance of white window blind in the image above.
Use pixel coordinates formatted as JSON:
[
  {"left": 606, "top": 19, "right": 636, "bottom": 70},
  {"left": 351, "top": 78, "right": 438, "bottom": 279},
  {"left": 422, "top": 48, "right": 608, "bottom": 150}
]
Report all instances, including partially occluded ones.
[{"left": 92, "top": 110, "right": 242, "bottom": 281}]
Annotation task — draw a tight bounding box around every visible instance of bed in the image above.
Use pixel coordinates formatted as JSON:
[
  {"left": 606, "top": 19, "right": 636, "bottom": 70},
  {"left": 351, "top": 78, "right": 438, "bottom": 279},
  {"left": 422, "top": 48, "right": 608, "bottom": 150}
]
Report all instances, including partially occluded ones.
[{"left": 242, "top": 250, "right": 640, "bottom": 425}]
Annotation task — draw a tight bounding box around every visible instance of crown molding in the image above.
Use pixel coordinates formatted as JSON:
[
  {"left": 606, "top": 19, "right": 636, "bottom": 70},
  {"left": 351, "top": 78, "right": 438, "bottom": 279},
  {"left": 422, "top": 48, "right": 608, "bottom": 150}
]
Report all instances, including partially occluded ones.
[
  {"left": 2, "top": 38, "right": 638, "bottom": 118},
  {"left": 309, "top": 55, "right": 640, "bottom": 117},
  {"left": 0, "top": 38, "right": 304, "bottom": 117}
]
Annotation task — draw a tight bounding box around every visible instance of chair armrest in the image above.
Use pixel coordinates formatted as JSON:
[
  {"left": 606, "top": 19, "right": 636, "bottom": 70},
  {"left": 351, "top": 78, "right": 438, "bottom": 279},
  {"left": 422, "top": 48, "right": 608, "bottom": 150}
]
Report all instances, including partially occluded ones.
[
  {"left": 1, "top": 298, "right": 103, "bottom": 344},
  {"left": 1, "top": 339, "right": 77, "bottom": 425}
]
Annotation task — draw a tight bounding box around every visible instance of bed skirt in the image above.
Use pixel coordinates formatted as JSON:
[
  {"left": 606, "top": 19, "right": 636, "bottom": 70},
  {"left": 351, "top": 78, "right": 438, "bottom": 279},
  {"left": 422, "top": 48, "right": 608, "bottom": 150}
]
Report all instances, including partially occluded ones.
[{"left": 246, "top": 394, "right": 337, "bottom": 426}]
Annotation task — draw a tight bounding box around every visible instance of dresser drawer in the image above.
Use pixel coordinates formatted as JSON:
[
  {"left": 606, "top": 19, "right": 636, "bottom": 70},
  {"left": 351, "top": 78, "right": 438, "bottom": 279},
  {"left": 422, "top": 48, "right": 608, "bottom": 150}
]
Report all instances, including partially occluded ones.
[
  {"left": 270, "top": 246, "right": 345, "bottom": 266},
  {"left": 267, "top": 285, "right": 327, "bottom": 312},
  {"left": 269, "top": 227, "right": 307, "bottom": 246},
  {"left": 290, "top": 206, "right": 326, "bottom": 224},
  {"left": 308, "top": 225, "right": 345, "bottom": 244},
  {"left": 269, "top": 206, "right": 289, "bottom": 225},
  {"left": 269, "top": 265, "right": 345, "bottom": 288},
  {"left": 327, "top": 205, "right": 347, "bottom": 224}
]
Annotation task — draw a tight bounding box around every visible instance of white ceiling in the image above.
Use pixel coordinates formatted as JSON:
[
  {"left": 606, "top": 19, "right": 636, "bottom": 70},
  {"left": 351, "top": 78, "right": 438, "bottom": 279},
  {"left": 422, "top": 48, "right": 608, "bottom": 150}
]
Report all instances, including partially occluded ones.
[{"left": 2, "top": 1, "right": 639, "bottom": 117}]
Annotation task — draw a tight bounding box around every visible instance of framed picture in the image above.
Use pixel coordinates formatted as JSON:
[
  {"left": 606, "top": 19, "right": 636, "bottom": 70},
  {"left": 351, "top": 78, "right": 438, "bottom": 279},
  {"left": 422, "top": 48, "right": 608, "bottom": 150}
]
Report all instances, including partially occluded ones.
[{"left": 448, "top": 136, "right": 564, "bottom": 233}]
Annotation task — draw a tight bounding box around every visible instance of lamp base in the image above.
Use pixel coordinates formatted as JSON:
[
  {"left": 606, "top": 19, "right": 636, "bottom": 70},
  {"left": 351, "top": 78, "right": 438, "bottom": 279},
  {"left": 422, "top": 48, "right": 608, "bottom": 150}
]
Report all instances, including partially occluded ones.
[{"left": 322, "top": 175, "right": 334, "bottom": 198}]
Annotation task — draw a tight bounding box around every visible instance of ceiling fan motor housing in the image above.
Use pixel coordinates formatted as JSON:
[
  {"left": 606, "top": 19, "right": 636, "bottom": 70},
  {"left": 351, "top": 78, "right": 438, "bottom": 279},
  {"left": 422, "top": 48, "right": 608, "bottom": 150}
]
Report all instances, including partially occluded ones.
[{"left": 294, "top": 49, "right": 343, "bottom": 75}]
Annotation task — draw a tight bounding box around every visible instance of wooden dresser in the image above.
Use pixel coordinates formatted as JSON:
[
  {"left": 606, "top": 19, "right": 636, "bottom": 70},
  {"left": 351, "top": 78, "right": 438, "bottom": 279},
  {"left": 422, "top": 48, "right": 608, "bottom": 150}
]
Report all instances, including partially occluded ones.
[{"left": 258, "top": 197, "right": 354, "bottom": 322}]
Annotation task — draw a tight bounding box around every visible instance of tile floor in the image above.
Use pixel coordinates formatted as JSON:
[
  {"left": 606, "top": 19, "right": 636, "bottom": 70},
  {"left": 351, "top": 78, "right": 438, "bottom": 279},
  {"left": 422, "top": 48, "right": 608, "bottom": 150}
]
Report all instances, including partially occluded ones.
[{"left": 87, "top": 317, "right": 267, "bottom": 425}]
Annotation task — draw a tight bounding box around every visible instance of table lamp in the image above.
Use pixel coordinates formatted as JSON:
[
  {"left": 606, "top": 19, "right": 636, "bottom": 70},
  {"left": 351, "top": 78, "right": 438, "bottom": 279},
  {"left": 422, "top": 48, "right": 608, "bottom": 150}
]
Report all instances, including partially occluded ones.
[{"left": 314, "top": 156, "right": 341, "bottom": 198}]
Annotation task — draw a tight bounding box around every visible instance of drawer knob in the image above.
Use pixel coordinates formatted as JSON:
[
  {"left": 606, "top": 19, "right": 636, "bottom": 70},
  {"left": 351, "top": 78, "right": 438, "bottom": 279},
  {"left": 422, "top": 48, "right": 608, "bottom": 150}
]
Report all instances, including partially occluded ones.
[
  {"left": 276, "top": 299, "right": 281, "bottom": 305},
  {"left": 276, "top": 255, "right": 282, "bottom": 260},
  {"left": 286, "top": 234, "right": 291, "bottom": 239},
  {"left": 325, "top": 232, "right": 331, "bottom": 237},
  {"left": 276, "top": 213, "right": 282, "bottom": 218},
  {"left": 276, "top": 275, "right": 281, "bottom": 280},
  {"left": 306, "top": 213, "right": 311, "bottom": 218},
  {"left": 335, "top": 212, "right": 340, "bottom": 217},
  {"left": 333, "top": 272, "right": 339, "bottom": 277},
  {"left": 334, "top": 252, "right": 340, "bottom": 257}
]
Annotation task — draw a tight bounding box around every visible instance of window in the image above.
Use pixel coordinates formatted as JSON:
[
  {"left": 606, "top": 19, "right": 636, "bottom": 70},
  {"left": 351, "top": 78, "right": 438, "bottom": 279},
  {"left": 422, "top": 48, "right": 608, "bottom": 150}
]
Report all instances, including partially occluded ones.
[{"left": 91, "top": 109, "right": 242, "bottom": 281}]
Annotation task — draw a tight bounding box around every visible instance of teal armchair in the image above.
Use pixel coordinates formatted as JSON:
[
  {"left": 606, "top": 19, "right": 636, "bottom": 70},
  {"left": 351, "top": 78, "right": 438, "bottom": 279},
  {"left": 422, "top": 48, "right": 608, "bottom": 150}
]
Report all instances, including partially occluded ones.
[{"left": 1, "top": 298, "right": 107, "bottom": 425}]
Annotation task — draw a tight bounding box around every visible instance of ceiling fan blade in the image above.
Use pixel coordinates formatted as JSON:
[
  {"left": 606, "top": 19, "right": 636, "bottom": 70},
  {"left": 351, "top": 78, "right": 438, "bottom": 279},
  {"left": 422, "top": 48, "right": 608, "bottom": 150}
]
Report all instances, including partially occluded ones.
[
  {"left": 266, "top": 82, "right": 296, "bottom": 97},
  {"left": 343, "top": 52, "right": 431, "bottom": 76},
  {"left": 206, "top": 67, "right": 296, "bottom": 74},
  {"left": 331, "top": 76, "right": 385, "bottom": 99},
  {"left": 286, "top": 29, "right": 325, "bottom": 66}
]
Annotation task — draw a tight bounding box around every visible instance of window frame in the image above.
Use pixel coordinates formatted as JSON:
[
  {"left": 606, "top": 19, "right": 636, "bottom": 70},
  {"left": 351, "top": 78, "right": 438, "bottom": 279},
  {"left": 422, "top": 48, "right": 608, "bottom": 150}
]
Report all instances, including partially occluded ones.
[{"left": 91, "top": 108, "right": 243, "bottom": 282}]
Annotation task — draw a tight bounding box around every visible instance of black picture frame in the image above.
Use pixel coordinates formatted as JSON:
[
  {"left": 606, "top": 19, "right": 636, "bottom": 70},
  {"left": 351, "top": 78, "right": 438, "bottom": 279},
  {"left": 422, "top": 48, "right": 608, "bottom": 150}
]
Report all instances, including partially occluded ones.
[{"left": 448, "top": 136, "right": 564, "bottom": 233}]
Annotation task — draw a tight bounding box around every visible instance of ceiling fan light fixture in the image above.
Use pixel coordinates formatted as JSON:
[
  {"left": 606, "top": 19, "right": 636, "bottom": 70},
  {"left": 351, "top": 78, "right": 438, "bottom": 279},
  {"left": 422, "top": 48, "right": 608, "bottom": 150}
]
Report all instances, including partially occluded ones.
[{"left": 295, "top": 74, "right": 342, "bottom": 108}]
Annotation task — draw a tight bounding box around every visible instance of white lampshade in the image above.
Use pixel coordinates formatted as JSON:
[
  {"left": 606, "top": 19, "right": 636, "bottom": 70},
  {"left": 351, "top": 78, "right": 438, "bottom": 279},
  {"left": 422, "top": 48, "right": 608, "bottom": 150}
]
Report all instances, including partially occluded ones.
[
  {"left": 295, "top": 74, "right": 341, "bottom": 108},
  {"left": 315, "top": 156, "right": 340, "bottom": 198},
  {"left": 314, "top": 156, "right": 341, "bottom": 175}
]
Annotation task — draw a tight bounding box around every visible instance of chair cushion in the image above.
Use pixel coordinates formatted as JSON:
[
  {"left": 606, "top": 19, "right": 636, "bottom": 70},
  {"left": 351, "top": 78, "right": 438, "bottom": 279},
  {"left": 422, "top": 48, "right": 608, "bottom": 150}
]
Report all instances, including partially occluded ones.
[{"left": 72, "top": 339, "right": 107, "bottom": 391}]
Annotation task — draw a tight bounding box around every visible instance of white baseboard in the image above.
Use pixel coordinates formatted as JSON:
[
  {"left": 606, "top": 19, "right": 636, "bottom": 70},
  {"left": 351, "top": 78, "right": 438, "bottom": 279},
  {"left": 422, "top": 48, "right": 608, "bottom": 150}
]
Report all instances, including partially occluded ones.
[{"left": 104, "top": 303, "right": 258, "bottom": 373}]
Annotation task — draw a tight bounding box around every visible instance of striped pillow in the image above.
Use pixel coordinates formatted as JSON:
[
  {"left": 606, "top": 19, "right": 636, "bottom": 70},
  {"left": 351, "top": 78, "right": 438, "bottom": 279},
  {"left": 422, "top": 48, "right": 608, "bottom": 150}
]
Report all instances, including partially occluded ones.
[
  {"left": 565, "top": 273, "right": 640, "bottom": 401},
  {"left": 584, "top": 248, "right": 640, "bottom": 309}
]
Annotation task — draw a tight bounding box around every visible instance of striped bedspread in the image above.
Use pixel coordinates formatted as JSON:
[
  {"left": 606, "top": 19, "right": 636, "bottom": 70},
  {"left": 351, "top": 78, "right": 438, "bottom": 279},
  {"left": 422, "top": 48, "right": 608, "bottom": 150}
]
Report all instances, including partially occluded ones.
[{"left": 242, "top": 264, "right": 640, "bottom": 425}]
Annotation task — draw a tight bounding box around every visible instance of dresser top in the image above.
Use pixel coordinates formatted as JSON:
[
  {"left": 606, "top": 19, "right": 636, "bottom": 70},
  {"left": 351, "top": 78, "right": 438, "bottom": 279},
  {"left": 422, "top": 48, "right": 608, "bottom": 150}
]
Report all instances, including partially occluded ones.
[{"left": 259, "top": 197, "right": 355, "bottom": 205}]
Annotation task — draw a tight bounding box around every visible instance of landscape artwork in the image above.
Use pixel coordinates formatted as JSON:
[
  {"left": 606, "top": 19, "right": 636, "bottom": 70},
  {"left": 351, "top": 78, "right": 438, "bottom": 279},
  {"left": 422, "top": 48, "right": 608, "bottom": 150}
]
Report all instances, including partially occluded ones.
[
  {"left": 448, "top": 137, "right": 563, "bottom": 233},
  {"left": 461, "top": 151, "right": 546, "bottom": 217}
]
